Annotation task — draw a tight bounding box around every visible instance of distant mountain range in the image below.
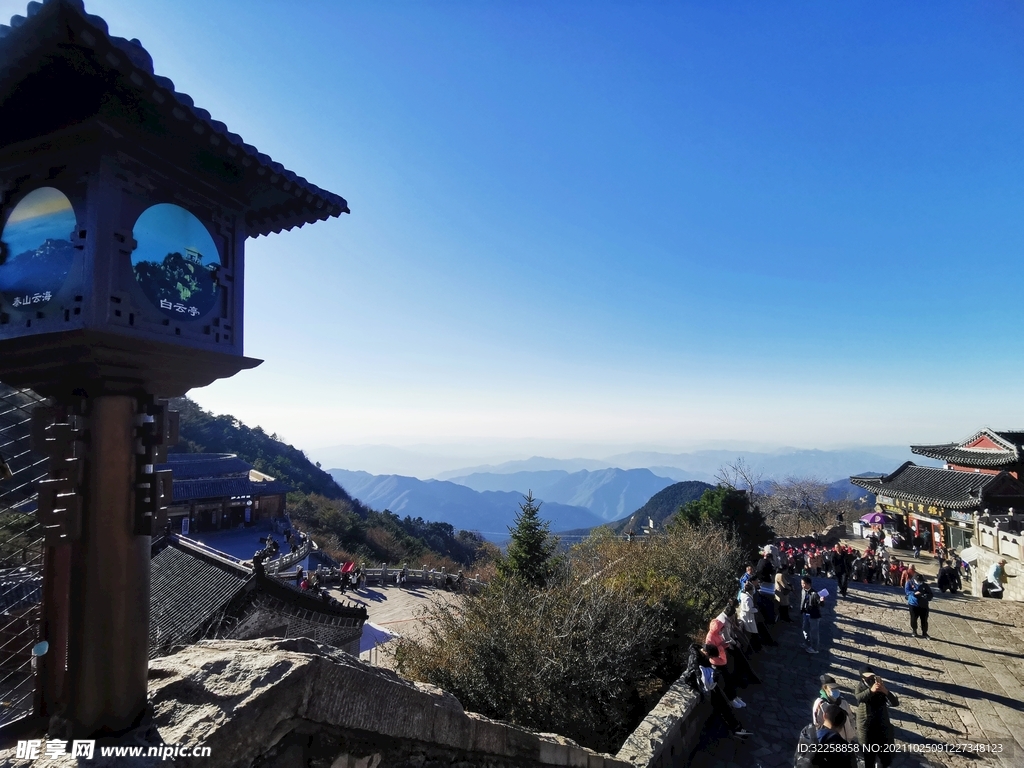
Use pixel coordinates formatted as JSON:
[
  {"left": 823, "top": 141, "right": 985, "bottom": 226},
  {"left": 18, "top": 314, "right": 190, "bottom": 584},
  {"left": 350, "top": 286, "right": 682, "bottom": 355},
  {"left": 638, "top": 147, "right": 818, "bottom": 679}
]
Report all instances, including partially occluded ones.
[
  {"left": 328, "top": 469, "right": 607, "bottom": 542},
  {"left": 325, "top": 449, "right": 911, "bottom": 544},
  {"left": 436, "top": 457, "right": 614, "bottom": 478},
  {"left": 438, "top": 448, "right": 928, "bottom": 483},
  {"left": 2, "top": 238, "right": 74, "bottom": 298},
  {"left": 447, "top": 468, "right": 677, "bottom": 521},
  {"left": 554, "top": 480, "right": 715, "bottom": 542}
]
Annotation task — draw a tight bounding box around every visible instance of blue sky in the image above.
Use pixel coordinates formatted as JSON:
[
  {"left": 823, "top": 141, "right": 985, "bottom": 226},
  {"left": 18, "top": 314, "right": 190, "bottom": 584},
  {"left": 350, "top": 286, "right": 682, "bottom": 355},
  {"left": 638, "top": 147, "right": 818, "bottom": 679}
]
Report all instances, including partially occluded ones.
[{"left": 8, "top": 1, "right": 1024, "bottom": 457}]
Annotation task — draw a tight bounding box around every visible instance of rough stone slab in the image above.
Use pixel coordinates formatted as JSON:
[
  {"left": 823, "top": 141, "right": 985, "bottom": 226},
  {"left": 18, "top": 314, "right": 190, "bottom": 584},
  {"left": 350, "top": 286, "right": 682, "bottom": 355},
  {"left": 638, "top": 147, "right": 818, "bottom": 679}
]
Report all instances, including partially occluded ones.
[{"left": 2, "top": 637, "right": 630, "bottom": 768}]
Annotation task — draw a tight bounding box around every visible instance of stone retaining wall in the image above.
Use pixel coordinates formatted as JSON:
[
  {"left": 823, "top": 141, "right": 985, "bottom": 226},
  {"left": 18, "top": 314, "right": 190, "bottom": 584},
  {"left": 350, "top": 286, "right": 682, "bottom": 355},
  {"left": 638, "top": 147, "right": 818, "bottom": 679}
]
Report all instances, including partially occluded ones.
[
  {"left": 615, "top": 677, "right": 710, "bottom": 768},
  {"left": 611, "top": 531, "right": 846, "bottom": 768}
]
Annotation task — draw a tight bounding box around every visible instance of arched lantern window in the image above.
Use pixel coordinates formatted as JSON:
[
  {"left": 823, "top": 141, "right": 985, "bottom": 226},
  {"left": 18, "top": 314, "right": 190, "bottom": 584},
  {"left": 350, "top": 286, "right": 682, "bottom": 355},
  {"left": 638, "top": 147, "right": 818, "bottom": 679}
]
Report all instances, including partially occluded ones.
[
  {"left": 131, "top": 203, "right": 220, "bottom": 321},
  {"left": 0, "top": 186, "right": 78, "bottom": 313}
]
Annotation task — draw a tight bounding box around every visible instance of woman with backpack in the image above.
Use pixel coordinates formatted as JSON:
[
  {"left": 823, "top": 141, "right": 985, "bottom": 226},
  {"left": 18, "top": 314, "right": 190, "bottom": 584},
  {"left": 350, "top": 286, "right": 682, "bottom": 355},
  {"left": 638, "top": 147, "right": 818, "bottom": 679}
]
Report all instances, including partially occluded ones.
[{"left": 688, "top": 644, "right": 753, "bottom": 740}]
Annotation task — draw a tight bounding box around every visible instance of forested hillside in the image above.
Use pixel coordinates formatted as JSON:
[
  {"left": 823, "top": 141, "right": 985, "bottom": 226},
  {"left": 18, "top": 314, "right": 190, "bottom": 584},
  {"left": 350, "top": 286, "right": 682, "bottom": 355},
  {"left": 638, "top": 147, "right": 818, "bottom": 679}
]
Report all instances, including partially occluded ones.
[
  {"left": 610, "top": 480, "right": 714, "bottom": 533},
  {"left": 170, "top": 397, "right": 346, "bottom": 498},
  {"left": 169, "top": 397, "right": 497, "bottom": 570}
]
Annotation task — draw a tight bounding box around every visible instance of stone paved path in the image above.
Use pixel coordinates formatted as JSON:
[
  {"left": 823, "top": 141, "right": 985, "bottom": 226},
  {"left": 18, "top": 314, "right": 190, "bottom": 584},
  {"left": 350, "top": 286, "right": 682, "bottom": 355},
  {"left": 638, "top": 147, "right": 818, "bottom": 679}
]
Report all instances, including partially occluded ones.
[
  {"left": 325, "top": 581, "right": 460, "bottom": 667},
  {"left": 688, "top": 578, "right": 1024, "bottom": 768}
]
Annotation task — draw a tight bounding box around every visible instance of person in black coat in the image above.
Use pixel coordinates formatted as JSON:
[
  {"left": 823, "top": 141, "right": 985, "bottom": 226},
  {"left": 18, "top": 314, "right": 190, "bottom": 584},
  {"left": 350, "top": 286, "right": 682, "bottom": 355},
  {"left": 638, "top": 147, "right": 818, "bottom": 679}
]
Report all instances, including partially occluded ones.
[
  {"left": 753, "top": 554, "right": 775, "bottom": 583},
  {"left": 854, "top": 665, "right": 899, "bottom": 768},
  {"left": 937, "top": 560, "right": 962, "bottom": 593},
  {"left": 833, "top": 546, "right": 849, "bottom": 597}
]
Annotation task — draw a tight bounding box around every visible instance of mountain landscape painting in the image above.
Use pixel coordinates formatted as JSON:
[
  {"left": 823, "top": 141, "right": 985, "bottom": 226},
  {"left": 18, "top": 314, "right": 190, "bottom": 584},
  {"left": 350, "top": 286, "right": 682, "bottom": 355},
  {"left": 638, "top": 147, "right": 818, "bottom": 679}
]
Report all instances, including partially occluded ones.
[
  {"left": 0, "top": 186, "right": 76, "bottom": 310},
  {"left": 131, "top": 203, "right": 220, "bottom": 320}
]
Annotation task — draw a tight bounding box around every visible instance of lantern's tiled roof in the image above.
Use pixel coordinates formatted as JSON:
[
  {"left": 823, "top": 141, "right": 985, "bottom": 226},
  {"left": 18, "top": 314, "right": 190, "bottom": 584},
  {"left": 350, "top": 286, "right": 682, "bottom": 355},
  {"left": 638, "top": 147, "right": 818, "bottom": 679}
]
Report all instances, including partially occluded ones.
[
  {"left": 171, "top": 477, "right": 293, "bottom": 504},
  {"left": 0, "top": 0, "right": 348, "bottom": 237},
  {"left": 850, "top": 462, "right": 1024, "bottom": 510},
  {"left": 911, "top": 429, "right": 1024, "bottom": 468}
]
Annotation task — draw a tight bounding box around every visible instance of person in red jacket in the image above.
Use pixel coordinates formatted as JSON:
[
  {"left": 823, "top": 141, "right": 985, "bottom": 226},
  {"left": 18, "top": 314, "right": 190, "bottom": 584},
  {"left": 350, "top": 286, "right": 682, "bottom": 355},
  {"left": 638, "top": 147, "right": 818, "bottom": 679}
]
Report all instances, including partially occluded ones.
[{"left": 705, "top": 618, "right": 746, "bottom": 708}]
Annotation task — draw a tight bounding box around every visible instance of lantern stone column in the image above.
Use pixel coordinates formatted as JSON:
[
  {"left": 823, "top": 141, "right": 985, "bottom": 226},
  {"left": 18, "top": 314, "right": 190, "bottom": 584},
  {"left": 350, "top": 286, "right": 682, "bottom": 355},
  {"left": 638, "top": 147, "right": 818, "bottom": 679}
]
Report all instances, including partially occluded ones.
[{"left": 67, "top": 396, "right": 150, "bottom": 734}]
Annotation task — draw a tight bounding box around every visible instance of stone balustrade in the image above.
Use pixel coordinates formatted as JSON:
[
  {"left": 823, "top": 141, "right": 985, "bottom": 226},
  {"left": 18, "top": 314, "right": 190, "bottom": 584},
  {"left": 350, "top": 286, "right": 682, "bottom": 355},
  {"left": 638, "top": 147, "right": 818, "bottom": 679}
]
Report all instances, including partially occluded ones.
[
  {"left": 360, "top": 564, "right": 485, "bottom": 593},
  {"left": 978, "top": 520, "right": 1023, "bottom": 562},
  {"left": 266, "top": 534, "right": 313, "bottom": 575}
]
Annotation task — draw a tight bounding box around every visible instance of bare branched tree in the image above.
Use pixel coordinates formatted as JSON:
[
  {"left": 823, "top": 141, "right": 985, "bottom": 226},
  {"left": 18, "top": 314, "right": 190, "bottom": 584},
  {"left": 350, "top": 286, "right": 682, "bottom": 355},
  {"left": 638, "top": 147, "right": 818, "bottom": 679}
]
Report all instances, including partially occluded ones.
[
  {"left": 716, "top": 457, "right": 765, "bottom": 505},
  {"left": 758, "top": 477, "right": 857, "bottom": 536},
  {"left": 715, "top": 460, "right": 862, "bottom": 537}
]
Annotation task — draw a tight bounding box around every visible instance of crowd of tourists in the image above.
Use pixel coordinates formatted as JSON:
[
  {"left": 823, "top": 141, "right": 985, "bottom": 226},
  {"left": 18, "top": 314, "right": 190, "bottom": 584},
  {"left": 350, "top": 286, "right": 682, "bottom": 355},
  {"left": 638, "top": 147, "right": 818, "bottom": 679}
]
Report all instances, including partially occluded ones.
[
  {"left": 685, "top": 545, "right": 831, "bottom": 741},
  {"left": 684, "top": 538, "right": 928, "bottom": 765}
]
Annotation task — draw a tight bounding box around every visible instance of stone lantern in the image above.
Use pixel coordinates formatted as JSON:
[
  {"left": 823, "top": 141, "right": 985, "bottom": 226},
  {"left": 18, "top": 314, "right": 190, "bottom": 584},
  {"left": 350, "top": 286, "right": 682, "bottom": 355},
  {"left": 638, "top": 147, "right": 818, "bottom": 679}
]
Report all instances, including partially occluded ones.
[{"left": 0, "top": 0, "right": 347, "bottom": 737}]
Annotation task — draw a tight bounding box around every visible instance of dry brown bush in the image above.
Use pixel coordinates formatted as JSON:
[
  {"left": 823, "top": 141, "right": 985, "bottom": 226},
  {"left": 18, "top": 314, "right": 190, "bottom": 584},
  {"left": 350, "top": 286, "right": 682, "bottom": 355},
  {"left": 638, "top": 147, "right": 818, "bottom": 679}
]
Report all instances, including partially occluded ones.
[{"left": 363, "top": 526, "right": 405, "bottom": 563}]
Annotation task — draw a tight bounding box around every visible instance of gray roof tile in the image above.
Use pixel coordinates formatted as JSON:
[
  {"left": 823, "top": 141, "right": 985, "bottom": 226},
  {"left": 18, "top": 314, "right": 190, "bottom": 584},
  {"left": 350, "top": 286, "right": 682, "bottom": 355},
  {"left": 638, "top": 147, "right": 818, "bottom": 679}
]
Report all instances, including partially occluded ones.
[
  {"left": 159, "top": 454, "right": 252, "bottom": 481},
  {"left": 149, "top": 542, "right": 250, "bottom": 653}
]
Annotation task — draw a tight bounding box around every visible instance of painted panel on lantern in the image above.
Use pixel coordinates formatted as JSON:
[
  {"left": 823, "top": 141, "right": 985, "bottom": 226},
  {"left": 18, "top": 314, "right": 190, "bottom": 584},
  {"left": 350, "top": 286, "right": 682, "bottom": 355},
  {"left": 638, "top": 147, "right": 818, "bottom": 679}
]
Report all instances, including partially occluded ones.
[
  {"left": 0, "top": 187, "right": 77, "bottom": 311},
  {"left": 131, "top": 204, "right": 220, "bottom": 321}
]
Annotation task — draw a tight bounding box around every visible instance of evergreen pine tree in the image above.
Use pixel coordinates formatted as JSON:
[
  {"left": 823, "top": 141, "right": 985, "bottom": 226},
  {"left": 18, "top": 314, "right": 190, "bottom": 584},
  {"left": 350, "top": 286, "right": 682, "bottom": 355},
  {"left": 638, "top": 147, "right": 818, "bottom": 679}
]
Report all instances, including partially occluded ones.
[{"left": 498, "top": 491, "right": 557, "bottom": 587}]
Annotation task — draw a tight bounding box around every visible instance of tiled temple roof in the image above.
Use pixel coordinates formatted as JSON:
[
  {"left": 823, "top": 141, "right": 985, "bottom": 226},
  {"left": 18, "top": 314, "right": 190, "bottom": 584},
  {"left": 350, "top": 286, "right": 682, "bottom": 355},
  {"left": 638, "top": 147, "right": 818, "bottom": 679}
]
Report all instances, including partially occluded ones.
[
  {"left": 850, "top": 462, "right": 1024, "bottom": 510},
  {"left": 910, "top": 444, "right": 1019, "bottom": 468},
  {"left": 149, "top": 538, "right": 366, "bottom": 657},
  {"left": 171, "top": 477, "right": 293, "bottom": 503},
  {"left": 912, "top": 429, "right": 1024, "bottom": 469},
  {"left": 0, "top": 0, "right": 348, "bottom": 236},
  {"left": 149, "top": 540, "right": 250, "bottom": 654},
  {"left": 159, "top": 454, "right": 252, "bottom": 481}
]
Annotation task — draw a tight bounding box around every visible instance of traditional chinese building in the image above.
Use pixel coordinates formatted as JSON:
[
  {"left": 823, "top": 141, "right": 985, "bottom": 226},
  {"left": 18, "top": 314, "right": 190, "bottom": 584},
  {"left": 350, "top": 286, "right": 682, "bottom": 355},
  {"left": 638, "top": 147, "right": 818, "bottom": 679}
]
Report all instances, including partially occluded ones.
[
  {"left": 149, "top": 536, "right": 366, "bottom": 658},
  {"left": 851, "top": 428, "right": 1024, "bottom": 554},
  {"left": 156, "top": 452, "right": 293, "bottom": 534}
]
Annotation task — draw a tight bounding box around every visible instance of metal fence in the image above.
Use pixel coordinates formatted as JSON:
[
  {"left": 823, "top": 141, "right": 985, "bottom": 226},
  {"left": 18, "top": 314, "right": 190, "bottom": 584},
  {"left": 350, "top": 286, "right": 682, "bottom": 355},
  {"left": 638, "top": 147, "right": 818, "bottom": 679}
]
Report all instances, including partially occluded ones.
[{"left": 0, "top": 384, "right": 47, "bottom": 727}]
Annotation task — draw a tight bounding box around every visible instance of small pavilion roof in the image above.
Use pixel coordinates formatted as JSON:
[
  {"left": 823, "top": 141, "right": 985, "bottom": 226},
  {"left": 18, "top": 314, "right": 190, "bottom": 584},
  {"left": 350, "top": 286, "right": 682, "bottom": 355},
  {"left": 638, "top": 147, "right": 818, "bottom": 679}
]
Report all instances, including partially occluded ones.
[
  {"left": 850, "top": 462, "right": 1024, "bottom": 510},
  {"left": 0, "top": 0, "right": 348, "bottom": 236}
]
